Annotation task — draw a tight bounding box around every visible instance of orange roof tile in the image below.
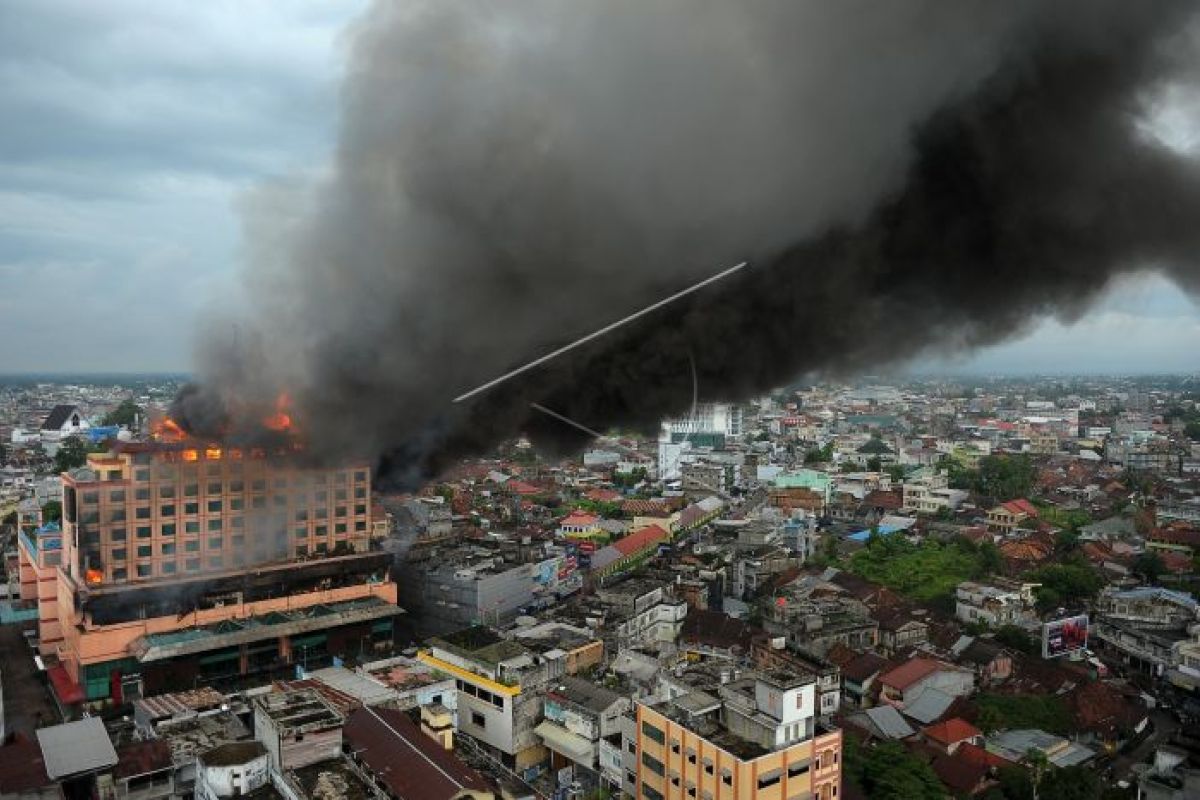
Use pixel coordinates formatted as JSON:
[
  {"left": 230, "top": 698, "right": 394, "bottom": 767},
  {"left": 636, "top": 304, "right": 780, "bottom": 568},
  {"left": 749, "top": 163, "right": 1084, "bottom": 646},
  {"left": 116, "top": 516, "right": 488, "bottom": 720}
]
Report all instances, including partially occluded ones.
[{"left": 923, "top": 718, "right": 981, "bottom": 746}]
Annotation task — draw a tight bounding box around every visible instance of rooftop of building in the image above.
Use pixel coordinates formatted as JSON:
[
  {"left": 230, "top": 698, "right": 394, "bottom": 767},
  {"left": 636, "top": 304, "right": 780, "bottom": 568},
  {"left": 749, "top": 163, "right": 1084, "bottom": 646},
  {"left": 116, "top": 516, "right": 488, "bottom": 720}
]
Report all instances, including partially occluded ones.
[
  {"left": 343, "top": 706, "right": 490, "bottom": 800},
  {"left": 547, "top": 675, "right": 624, "bottom": 714},
  {"left": 287, "top": 759, "right": 374, "bottom": 800},
  {"left": 254, "top": 688, "right": 343, "bottom": 733},
  {"left": 430, "top": 625, "right": 531, "bottom": 667},
  {"left": 132, "top": 595, "right": 400, "bottom": 661},
  {"left": 155, "top": 710, "right": 252, "bottom": 766},
  {"left": 198, "top": 741, "right": 267, "bottom": 768}
]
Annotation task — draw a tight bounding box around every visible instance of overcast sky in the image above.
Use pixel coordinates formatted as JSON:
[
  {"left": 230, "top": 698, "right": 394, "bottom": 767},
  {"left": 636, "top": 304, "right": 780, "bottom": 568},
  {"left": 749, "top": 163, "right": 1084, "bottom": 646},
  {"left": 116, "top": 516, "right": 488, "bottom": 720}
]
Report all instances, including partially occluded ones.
[{"left": 0, "top": 1, "right": 1195, "bottom": 376}]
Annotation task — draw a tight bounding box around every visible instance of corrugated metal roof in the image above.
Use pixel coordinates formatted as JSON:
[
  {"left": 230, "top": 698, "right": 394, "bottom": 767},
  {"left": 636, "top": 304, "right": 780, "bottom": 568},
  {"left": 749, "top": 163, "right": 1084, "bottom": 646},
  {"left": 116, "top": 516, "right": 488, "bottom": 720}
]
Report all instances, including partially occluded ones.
[
  {"left": 36, "top": 717, "right": 118, "bottom": 779},
  {"left": 862, "top": 705, "right": 915, "bottom": 739}
]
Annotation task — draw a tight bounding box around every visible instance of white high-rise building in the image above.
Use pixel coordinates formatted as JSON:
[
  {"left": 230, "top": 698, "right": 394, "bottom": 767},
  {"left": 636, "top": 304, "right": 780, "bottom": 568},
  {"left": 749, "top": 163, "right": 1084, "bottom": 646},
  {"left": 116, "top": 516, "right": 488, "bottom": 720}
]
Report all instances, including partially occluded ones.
[{"left": 658, "top": 403, "right": 743, "bottom": 480}]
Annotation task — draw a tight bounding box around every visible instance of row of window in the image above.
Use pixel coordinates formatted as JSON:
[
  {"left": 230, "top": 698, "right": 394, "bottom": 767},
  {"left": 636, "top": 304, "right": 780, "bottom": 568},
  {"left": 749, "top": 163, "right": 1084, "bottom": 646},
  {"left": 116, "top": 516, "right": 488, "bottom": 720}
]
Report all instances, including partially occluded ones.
[
  {"left": 455, "top": 678, "right": 505, "bottom": 709},
  {"left": 82, "top": 487, "right": 367, "bottom": 510},
  {"left": 82, "top": 500, "right": 368, "bottom": 525},
  {"left": 79, "top": 517, "right": 368, "bottom": 543}
]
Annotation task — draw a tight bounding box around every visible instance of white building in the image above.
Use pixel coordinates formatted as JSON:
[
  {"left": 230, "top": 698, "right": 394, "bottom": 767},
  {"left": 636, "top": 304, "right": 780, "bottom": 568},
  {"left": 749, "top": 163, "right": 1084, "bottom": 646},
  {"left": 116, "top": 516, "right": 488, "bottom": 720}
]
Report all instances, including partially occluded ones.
[
  {"left": 902, "top": 470, "right": 968, "bottom": 515},
  {"left": 955, "top": 580, "right": 1040, "bottom": 627},
  {"left": 195, "top": 742, "right": 270, "bottom": 800}
]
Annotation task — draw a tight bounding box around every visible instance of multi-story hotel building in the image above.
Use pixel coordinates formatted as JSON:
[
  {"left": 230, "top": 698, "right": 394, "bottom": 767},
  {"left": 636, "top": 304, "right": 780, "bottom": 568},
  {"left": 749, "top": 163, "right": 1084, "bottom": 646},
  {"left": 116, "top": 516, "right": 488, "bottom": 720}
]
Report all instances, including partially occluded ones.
[
  {"left": 18, "top": 438, "right": 401, "bottom": 707},
  {"left": 634, "top": 667, "right": 842, "bottom": 800}
]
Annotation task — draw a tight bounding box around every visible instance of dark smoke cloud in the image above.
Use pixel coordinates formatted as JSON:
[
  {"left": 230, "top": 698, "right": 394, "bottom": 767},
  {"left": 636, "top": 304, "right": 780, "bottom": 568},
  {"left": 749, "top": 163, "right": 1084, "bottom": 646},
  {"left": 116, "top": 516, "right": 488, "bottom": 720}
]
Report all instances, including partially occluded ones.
[{"left": 178, "top": 0, "right": 1200, "bottom": 488}]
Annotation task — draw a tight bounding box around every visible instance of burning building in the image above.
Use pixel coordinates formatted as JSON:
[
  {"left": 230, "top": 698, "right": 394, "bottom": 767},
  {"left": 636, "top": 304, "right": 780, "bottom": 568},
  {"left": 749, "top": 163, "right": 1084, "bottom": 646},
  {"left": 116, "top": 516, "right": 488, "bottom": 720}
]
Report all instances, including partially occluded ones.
[{"left": 20, "top": 433, "right": 401, "bottom": 707}]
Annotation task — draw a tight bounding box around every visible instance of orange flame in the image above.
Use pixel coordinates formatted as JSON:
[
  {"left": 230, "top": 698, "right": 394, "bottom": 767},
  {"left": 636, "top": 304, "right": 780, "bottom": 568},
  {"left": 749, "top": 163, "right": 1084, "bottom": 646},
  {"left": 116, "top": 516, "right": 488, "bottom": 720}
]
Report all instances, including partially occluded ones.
[
  {"left": 263, "top": 392, "right": 293, "bottom": 432},
  {"left": 152, "top": 417, "right": 187, "bottom": 442},
  {"left": 85, "top": 568, "right": 103, "bottom": 585}
]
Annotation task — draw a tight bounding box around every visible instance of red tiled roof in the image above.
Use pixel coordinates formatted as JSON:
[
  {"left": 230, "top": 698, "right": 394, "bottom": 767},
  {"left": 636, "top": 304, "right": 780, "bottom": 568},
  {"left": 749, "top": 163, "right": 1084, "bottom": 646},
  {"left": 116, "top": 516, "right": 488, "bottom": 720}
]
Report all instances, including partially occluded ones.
[
  {"left": 507, "top": 480, "right": 542, "bottom": 496},
  {"left": 1001, "top": 499, "right": 1039, "bottom": 518},
  {"left": 923, "top": 718, "right": 981, "bottom": 747},
  {"left": 931, "top": 752, "right": 988, "bottom": 794},
  {"left": 956, "top": 742, "right": 1009, "bottom": 769},
  {"left": 613, "top": 524, "right": 668, "bottom": 557},
  {"left": 559, "top": 511, "right": 599, "bottom": 527},
  {"left": 879, "top": 658, "right": 941, "bottom": 691},
  {"left": 344, "top": 707, "right": 490, "bottom": 800},
  {"left": 114, "top": 740, "right": 173, "bottom": 780}
]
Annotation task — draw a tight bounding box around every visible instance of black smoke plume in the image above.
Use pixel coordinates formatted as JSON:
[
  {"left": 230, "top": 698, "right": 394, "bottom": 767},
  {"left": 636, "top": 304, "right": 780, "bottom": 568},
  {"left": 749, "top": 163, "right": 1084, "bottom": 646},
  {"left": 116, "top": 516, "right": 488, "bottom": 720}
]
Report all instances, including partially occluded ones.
[{"left": 176, "top": 0, "right": 1200, "bottom": 487}]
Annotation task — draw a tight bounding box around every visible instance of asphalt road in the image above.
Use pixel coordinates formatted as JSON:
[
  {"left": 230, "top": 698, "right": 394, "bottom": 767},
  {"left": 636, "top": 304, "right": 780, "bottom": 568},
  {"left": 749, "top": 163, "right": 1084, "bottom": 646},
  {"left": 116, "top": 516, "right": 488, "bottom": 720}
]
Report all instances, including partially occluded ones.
[
  {"left": 0, "top": 622, "right": 59, "bottom": 735},
  {"left": 1109, "top": 708, "right": 1180, "bottom": 782}
]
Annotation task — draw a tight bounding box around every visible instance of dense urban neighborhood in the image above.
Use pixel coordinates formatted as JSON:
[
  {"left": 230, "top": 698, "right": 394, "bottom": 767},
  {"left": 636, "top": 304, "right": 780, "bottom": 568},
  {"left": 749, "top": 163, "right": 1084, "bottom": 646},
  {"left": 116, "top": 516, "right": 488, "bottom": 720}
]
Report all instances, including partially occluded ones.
[{"left": 1, "top": 374, "right": 1199, "bottom": 800}]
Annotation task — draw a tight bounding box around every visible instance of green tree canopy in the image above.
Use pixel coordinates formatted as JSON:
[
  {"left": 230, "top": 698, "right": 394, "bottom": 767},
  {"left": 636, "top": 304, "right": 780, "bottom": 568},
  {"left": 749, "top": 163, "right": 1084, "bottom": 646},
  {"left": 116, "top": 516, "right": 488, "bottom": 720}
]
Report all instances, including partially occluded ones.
[
  {"left": 101, "top": 399, "right": 142, "bottom": 427},
  {"left": 852, "top": 740, "right": 944, "bottom": 800},
  {"left": 53, "top": 436, "right": 90, "bottom": 474},
  {"left": 41, "top": 500, "right": 62, "bottom": 523},
  {"left": 1132, "top": 551, "right": 1166, "bottom": 584}
]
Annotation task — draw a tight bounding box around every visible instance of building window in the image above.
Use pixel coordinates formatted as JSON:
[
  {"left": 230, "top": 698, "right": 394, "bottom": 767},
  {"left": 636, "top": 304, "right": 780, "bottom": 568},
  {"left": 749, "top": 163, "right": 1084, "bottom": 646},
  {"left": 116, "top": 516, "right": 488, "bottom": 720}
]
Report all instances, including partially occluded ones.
[
  {"left": 230, "top": 498, "right": 244, "bottom": 511},
  {"left": 137, "top": 545, "right": 152, "bottom": 558},
  {"left": 208, "top": 556, "right": 222, "bottom": 569},
  {"left": 757, "top": 769, "right": 781, "bottom": 790},
  {"left": 112, "top": 548, "right": 126, "bottom": 561},
  {"left": 335, "top": 523, "right": 347, "bottom": 534},
  {"left": 109, "top": 490, "right": 125, "bottom": 503},
  {"left": 136, "top": 564, "right": 152, "bottom": 578},
  {"left": 162, "top": 523, "right": 176, "bottom": 536},
  {"left": 185, "top": 484, "right": 198, "bottom": 497},
  {"left": 136, "top": 526, "right": 151, "bottom": 538},
  {"left": 315, "top": 525, "right": 327, "bottom": 536},
  {"left": 721, "top": 769, "right": 732, "bottom": 786},
  {"left": 163, "top": 562, "right": 176, "bottom": 574},
  {"left": 208, "top": 537, "right": 223, "bottom": 550},
  {"left": 185, "top": 502, "right": 199, "bottom": 515},
  {"left": 252, "top": 496, "right": 266, "bottom": 509},
  {"left": 230, "top": 480, "right": 244, "bottom": 493},
  {"left": 159, "top": 486, "right": 175, "bottom": 499},
  {"left": 787, "top": 762, "right": 810, "bottom": 779},
  {"left": 641, "top": 753, "right": 665, "bottom": 776},
  {"left": 135, "top": 488, "right": 150, "bottom": 501},
  {"left": 641, "top": 722, "right": 665, "bottom": 745},
  {"left": 161, "top": 504, "right": 175, "bottom": 517},
  {"left": 185, "top": 521, "right": 200, "bottom": 534},
  {"left": 207, "top": 500, "right": 222, "bottom": 513},
  {"left": 207, "top": 519, "right": 222, "bottom": 532},
  {"left": 471, "top": 712, "right": 486, "bottom": 729},
  {"left": 162, "top": 543, "right": 176, "bottom": 556},
  {"left": 252, "top": 479, "right": 266, "bottom": 492},
  {"left": 296, "top": 545, "right": 308, "bottom": 556},
  {"left": 207, "top": 481, "right": 222, "bottom": 494},
  {"left": 109, "top": 509, "right": 126, "bottom": 523},
  {"left": 111, "top": 529, "right": 126, "bottom": 541},
  {"left": 185, "top": 558, "right": 200, "bottom": 571},
  {"left": 185, "top": 541, "right": 200, "bottom": 552},
  {"left": 135, "top": 506, "right": 151, "bottom": 520},
  {"left": 354, "top": 487, "right": 367, "bottom": 499},
  {"left": 134, "top": 469, "right": 150, "bottom": 482},
  {"left": 355, "top": 521, "right": 367, "bottom": 532}
]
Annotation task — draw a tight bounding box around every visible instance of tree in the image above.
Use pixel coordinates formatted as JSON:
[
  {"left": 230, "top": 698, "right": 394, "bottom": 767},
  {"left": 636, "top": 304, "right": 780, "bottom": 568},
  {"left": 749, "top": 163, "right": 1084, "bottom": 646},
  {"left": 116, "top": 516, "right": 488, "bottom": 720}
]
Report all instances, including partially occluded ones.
[
  {"left": 53, "top": 436, "right": 90, "bottom": 474},
  {"left": 41, "top": 500, "right": 62, "bottom": 523},
  {"left": 995, "top": 624, "right": 1038, "bottom": 655},
  {"left": 866, "top": 456, "right": 883, "bottom": 472},
  {"left": 854, "top": 740, "right": 944, "bottom": 800},
  {"left": 1132, "top": 551, "right": 1166, "bottom": 584},
  {"left": 1039, "top": 765, "right": 1101, "bottom": 800},
  {"left": 886, "top": 464, "right": 907, "bottom": 483},
  {"left": 101, "top": 399, "right": 142, "bottom": 427},
  {"left": 1025, "top": 748, "right": 1049, "bottom": 798},
  {"left": 1028, "top": 562, "right": 1103, "bottom": 612},
  {"left": 977, "top": 540, "right": 1004, "bottom": 577},
  {"left": 1054, "top": 529, "right": 1080, "bottom": 555}
]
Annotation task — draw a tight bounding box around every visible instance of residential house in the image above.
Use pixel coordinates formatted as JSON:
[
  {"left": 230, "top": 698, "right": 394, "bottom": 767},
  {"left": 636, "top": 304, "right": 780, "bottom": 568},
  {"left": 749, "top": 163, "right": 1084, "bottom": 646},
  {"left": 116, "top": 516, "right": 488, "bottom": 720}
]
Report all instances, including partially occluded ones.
[
  {"left": 921, "top": 718, "right": 983, "bottom": 755},
  {"left": 954, "top": 579, "right": 1039, "bottom": 628},
  {"left": 986, "top": 499, "right": 1039, "bottom": 534},
  {"left": 877, "top": 658, "right": 974, "bottom": 708}
]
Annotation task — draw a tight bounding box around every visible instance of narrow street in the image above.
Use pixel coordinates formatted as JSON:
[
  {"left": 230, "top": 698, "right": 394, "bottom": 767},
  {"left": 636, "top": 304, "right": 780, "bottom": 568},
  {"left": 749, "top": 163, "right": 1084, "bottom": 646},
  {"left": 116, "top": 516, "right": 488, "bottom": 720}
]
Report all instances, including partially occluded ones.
[{"left": 0, "top": 622, "right": 59, "bottom": 735}]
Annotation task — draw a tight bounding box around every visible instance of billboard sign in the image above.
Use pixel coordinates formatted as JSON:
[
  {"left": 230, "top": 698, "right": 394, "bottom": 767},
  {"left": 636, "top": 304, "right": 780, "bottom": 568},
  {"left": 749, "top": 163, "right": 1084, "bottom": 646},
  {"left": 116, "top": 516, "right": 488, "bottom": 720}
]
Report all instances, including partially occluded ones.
[{"left": 1042, "top": 614, "right": 1089, "bottom": 659}]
